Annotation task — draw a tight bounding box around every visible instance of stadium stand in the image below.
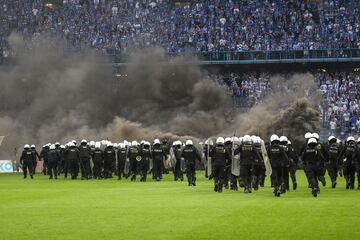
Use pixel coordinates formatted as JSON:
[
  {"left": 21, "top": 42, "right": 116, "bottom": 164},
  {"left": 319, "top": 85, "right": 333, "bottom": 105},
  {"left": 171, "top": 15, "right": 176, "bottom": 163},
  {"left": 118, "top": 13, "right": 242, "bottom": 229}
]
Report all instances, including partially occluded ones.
[{"left": 1, "top": 0, "right": 359, "bottom": 137}]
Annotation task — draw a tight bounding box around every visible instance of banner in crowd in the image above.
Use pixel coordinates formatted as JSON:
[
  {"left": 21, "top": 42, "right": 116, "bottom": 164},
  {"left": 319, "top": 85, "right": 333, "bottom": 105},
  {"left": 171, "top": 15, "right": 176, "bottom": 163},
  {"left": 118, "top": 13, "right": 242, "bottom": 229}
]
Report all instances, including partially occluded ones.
[{"left": 0, "top": 160, "right": 14, "bottom": 173}]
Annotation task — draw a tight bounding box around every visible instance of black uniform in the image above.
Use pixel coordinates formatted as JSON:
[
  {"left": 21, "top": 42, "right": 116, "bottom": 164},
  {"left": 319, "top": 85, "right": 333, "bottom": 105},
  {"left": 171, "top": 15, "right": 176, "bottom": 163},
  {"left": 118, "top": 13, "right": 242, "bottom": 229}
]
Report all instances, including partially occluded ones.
[
  {"left": 203, "top": 144, "right": 213, "bottom": 179},
  {"left": 210, "top": 144, "right": 231, "bottom": 192},
  {"left": 39, "top": 146, "right": 49, "bottom": 175},
  {"left": 152, "top": 144, "right": 166, "bottom": 181},
  {"left": 355, "top": 145, "right": 360, "bottom": 190},
  {"left": 326, "top": 140, "right": 341, "bottom": 188},
  {"left": 161, "top": 141, "right": 170, "bottom": 174},
  {"left": 267, "top": 142, "right": 288, "bottom": 196},
  {"left": 253, "top": 142, "right": 265, "bottom": 190},
  {"left": 20, "top": 148, "right": 34, "bottom": 179},
  {"left": 103, "top": 146, "right": 116, "bottom": 178},
  {"left": 117, "top": 147, "right": 127, "bottom": 180},
  {"left": 279, "top": 142, "right": 291, "bottom": 192},
  {"left": 47, "top": 148, "right": 61, "bottom": 179},
  {"left": 92, "top": 148, "right": 104, "bottom": 179},
  {"left": 140, "top": 146, "right": 152, "bottom": 181},
  {"left": 127, "top": 146, "right": 141, "bottom": 181},
  {"left": 287, "top": 143, "right": 299, "bottom": 190},
  {"left": 224, "top": 141, "right": 232, "bottom": 189},
  {"left": 316, "top": 142, "right": 328, "bottom": 187},
  {"left": 181, "top": 145, "right": 202, "bottom": 186},
  {"left": 340, "top": 141, "right": 357, "bottom": 189},
  {"left": 78, "top": 143, "right": 92, "bottom": 180},
  {"left": 30, "top": 147, "right": 40, "bottom": 175},
  {"left": 301, "top": 143, "right": 325, "bottom": 197},
  {"left": 234, "top": 141, "right": 261, "bottom": 193},
  {"left": 55, "top": 145, "right": 62, "bottom": 175},
  {"left": 173, "top": 145, "right": 184, "bottom": 181},
  {"left": 64, "top": 146, "right": 80, "bottom": 179}
]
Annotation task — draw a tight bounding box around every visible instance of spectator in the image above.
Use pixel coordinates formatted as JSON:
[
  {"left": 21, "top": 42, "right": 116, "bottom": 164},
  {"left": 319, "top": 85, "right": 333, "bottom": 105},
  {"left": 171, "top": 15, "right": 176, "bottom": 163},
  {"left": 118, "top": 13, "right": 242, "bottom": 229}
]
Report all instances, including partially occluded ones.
[{"left": 0, "top": 0, "right": 359, "bottom": 54}]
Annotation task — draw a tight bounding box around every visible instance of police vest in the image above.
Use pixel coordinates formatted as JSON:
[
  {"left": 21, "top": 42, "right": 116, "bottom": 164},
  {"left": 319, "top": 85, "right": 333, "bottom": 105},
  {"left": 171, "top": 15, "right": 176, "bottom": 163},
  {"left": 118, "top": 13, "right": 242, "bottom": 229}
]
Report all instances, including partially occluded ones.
[
  {"left": 328, "top": 144, "right": 339, "bottom": 160},
  {"left": 23, "top": 150, "right": 33, "bottom": 162},
  {"left": 93, "top": 150, "right": 103, "bottom": 161}
]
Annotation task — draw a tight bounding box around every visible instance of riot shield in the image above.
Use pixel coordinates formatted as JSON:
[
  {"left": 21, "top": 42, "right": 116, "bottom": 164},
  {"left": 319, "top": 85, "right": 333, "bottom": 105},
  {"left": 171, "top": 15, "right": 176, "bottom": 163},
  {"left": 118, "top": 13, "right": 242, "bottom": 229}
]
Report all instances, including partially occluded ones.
[
  {"left": 231, "top": 152, "right": 240, "bottom": 177},
  {"left": 124, "top": 158, "right": 130, "bottom": 175},
  {"left": 148, "top": 158, "right": 153, "bottom": 173},
  {"left": 163, "top": 155, "right": 171, "bottom": 170},
  {"left": 169, "top": 147, "right": 176, "bottom": 168},
  {"left": 180, "top": 157, "right": 186, "bottom": 172},
  {"left": 207, "top": 157, "right": 212, "bottom": 177},
  {"left": 231, "top": 140, "right": 240, "bottom": 176},
  {"left": 261, "top": 140, "right": 272, "bottom": 176}
]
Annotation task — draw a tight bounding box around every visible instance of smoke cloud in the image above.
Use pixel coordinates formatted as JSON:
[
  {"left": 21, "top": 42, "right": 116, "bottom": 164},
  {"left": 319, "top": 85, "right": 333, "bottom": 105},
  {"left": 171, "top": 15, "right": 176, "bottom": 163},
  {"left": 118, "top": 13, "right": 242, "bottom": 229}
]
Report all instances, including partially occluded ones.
[{"left": 0, "top": 34, "right": 319, "bottom": 158}]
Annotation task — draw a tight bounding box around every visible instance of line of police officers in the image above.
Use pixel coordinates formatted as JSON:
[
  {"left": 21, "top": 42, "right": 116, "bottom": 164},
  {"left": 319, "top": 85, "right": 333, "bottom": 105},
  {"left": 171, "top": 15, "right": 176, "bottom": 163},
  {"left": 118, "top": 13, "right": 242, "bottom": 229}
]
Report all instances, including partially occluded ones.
[
  {"left": 19, "top": 132, "right": 359, "bottom": 197},
  {"left": 20, "top": 139, "right": 202, "bottom": 186}
]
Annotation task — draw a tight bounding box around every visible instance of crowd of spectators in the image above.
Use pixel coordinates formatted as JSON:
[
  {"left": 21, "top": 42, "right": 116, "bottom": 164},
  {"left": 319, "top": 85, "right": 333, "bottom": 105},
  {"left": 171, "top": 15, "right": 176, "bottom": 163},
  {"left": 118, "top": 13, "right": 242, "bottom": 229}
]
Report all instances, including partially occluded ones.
[
  {"left": 215, "top": 70, "right": 360, "bottom": 136},
  {"left": 211, "top": 72, "right": 271, "bottom": 108},
  {"left": 1, "top": 0, "right": 360, "bottom": 58},
  {"left": 317, "top": 70, "right": 360, "bottom": 136},
  {"left": 1, "top": 0, "right": 360, "bottom": 135}
]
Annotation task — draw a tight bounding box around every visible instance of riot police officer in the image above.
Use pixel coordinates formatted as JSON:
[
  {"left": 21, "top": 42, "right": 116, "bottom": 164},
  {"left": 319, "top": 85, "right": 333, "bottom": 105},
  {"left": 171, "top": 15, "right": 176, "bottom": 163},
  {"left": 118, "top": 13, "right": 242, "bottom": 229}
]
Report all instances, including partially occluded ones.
[
  {"left": 267, "top": 134, "right": 289, "bottom": 197},
  {"left": 47, "top": 144, "right": 60, "bottom": 179},
  {"left": 64, "top": 142, "right": 80, "bottom": 179},
  {"left": 128, "top": 141, "right": 141, "bottom": 181},
  {"left": 301, "top": 138, "right": 325, "bottom": 197},
  {"left": 326, "top": 136, "right": 341, "bottom": 188},
  {"left": 103, "top": 142, "right": 116, "bottom": 178},
  {"left": 78, "top": 139, "right": 91, "bottom": 180},
  {"left": 152, "top": 139, "right": 167, "bottom": 181},
  {"left": 20, "top": 144, "right": 34, "bottom": 179},
  {"left": 140, "top": 142, "right": 152, "bottom": 182},
  {"left": 92, "top": 142, "right": 104, "bottom": 179},
  {"left": 181, "top": 140, "right": 202, "bottom": 186},
  {"left": 210, "top": 137, "right": 231, "bottom": 193}
]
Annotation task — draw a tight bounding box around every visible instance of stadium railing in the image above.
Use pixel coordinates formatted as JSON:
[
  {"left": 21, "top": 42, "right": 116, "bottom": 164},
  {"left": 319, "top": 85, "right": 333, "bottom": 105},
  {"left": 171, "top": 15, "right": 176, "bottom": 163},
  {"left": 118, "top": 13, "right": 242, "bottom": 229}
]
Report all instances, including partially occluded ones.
[
  {"left": 2, "top": 48, "right": 360, "bottom": 65},
  {"left": 110, "top": 48, "right": 360, "bottom": 65}
]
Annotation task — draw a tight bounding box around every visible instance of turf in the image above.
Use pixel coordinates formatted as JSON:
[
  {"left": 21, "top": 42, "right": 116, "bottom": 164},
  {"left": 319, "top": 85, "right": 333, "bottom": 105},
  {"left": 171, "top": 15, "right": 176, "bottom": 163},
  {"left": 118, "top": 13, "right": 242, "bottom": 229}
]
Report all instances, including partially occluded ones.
[{"left": 0, "top": 171, "right": 359, "bottom": 240}]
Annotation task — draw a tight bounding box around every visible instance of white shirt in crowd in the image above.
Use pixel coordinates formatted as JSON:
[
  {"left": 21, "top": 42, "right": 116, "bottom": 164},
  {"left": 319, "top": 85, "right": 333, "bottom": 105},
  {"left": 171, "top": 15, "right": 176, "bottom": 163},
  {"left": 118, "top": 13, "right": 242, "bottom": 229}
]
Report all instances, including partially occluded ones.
[{"left": 330, "top": 120, "right": 337, "bottom": 130}]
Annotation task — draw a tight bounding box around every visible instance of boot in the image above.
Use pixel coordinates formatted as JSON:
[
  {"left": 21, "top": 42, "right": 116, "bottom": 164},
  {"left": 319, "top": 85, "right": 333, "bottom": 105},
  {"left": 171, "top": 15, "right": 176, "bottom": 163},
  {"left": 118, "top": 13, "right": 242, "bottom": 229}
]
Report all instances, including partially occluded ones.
[
  {"left": 293, "top": 182, "right": 297, "bottom": 190},
  {"left": 214, "top": 183, "right": 218, "bottom": 192},
  {"left": 319, "top": 176, "right": 326, "bottom": 187},
  {"left": 312, "top": 188, "right": 318, "bottom": 197},
  {"left": 218, "top": 185, "right": 223, "bottom": 193}
]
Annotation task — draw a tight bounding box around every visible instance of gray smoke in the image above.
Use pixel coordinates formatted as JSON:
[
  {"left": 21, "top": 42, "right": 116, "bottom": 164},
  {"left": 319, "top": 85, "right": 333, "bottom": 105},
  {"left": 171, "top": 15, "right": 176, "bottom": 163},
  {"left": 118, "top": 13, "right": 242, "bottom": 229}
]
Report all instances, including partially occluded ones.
[
  {"left": 233, "top": 73, "right": 320, "bottom": 147},
  {"left": 0, "top": 34, "right": 228, "bottom": 158},
  {"left": 0, "top": 34, "right": 320, "bottom": 158}
]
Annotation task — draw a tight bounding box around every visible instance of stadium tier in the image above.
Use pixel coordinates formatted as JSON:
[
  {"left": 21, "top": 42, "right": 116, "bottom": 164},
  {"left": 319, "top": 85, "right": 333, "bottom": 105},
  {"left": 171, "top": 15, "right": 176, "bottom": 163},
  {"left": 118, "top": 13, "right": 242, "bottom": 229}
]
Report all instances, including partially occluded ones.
[{"left": 1, "top": 0, "right": 360, "bottom": 63}]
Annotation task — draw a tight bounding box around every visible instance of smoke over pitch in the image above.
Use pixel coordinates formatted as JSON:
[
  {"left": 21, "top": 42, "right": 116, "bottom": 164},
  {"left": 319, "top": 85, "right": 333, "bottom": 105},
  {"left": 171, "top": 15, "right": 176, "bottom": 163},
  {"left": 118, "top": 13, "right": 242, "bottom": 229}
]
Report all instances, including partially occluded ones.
[
  {"left": 0, "top": 34, "right": 319, "bottom": 158},
  {"left": 0, "top": 34, "right": 228, "bottom": 157},
  {"left": 235, "top": 73, "right": 320, "bottom": 149}
]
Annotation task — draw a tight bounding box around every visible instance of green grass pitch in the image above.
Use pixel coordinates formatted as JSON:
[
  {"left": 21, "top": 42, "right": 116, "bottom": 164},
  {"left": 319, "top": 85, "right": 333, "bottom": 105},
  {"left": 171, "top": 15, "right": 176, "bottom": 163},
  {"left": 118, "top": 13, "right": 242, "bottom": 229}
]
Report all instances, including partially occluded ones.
[{"left": 0, "top": 171, "right": 359, "bottom": 240}]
